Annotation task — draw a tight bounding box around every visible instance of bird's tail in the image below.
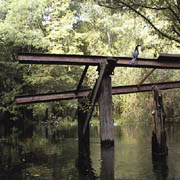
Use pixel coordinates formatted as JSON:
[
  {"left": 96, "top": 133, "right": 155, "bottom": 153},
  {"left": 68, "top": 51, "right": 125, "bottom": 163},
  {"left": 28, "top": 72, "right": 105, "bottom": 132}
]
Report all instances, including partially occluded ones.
[{"left": 130, "top": 58, "right": 136, "bottom": 65}]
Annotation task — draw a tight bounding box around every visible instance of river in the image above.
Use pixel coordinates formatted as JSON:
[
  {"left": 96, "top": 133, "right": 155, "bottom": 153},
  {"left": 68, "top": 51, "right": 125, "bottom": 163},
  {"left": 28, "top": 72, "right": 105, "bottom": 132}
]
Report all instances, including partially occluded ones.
[{"left": 0, "top": 121, "right": 180, "bottom": 180}]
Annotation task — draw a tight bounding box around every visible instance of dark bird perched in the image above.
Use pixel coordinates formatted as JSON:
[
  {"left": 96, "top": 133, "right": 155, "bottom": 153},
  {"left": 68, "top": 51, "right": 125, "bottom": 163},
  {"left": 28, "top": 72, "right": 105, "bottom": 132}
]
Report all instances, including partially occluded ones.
[{"left": 130, "top": 44, "right": 141, "bottom": 65}]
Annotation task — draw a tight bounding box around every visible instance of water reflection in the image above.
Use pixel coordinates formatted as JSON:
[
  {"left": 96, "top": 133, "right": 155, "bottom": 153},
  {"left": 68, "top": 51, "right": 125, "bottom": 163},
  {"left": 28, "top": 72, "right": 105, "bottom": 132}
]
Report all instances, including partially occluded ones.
[
  {"left": 0, "top": 120, "right": 79, "bottom": 180},
  {"left": 1, "top": 120, "right": 180, "bottom": 179},
  {"left": 77, "top": 125, "right": 97, "bottom": 180},
  {"left": 100, "top": 146, "right": 114, "bottom": 180},
  {"left": 152, "top": 156, "right": 168, "bottom": 180},
  {"left": 77, "top": 149, "right": 97, "bottom": 180}
]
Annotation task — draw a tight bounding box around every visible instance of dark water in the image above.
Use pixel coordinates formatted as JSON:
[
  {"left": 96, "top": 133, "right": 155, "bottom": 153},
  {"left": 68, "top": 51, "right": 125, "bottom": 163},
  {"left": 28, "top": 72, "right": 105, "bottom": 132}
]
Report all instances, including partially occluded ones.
[{"left": 0, "top": 121, "right": 180, "bottom": 180}]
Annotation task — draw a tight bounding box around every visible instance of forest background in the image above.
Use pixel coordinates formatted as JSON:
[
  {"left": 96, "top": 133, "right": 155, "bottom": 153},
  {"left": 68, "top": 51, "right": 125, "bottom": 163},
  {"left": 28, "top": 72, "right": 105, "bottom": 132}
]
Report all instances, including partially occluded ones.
[{"left": 1, "top": 0, "right": 180, "bottom": 125}]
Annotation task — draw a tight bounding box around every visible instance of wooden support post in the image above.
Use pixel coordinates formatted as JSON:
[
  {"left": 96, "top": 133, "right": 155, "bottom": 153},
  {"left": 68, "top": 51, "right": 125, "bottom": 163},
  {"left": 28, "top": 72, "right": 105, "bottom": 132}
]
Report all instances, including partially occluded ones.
[
  {"left": 99, "top": 75, "right": 114, "bottom": 147},
  {"left": 152, "top": 86, "right": 168, "bottom": 156},
  {"left": 83, "top": 62, "right": 108, "bottom": 135},
  {"left": 99, "top": 59, "right": 116, "bottom": 147},
  {"left": 78, "top": 98, "right": 90, "bottom": 156},
  {"left": 77, "top": 98, "right": 96, "bottom": 179}
]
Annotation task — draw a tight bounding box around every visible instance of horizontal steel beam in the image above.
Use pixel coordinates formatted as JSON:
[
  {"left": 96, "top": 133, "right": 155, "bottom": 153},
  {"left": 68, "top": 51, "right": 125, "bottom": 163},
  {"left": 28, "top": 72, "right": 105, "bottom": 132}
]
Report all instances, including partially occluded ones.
[
  {"left": 116, "top": 53, "right": 180, "bottom": 69},
  {"left": 18, "top": 53, "right": 106, "bottom": 66},
  {"left": 16, "top": 89, "right": 90, "bottom": 104},
  {"left": 158, "top": 53, "right": 180, "bottom": 61},
  {"left": 112, "top": 81, "right": 180, "bottom": 94},
  {"left": 116, "top": 58, "right": 180, "bottom": 69},
  {"left": 16, "top": 81, "right": 180, "bottom": 104},
  {"left": 18, "top": 53, "right": 180, "bottom": 69}
]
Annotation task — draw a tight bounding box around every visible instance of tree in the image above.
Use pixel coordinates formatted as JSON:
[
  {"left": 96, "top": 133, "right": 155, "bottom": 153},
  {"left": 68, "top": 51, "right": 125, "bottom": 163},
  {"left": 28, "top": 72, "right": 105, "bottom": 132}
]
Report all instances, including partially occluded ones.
[
  {"left": 0, "top": 0, "right": 49, "bottom": 120},
  {"left": 1, "top": 0, "right": 180, "bottom": 123},
  {"left": 98, "top": 0, "right": 180, "bottom": 44}
]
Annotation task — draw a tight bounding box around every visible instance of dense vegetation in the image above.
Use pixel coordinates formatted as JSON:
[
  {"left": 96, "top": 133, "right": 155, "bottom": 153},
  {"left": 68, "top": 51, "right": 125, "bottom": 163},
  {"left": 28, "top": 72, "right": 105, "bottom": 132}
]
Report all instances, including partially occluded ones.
[{"left": 1, "top": 0, "right": 180, "bottom": 124}]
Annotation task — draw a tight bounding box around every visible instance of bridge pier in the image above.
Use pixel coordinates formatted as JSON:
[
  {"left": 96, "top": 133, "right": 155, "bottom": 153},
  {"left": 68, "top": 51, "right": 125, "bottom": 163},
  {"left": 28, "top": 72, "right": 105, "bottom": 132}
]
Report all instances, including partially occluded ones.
[
  {"left": 152, "top": 86, "right": 168, "bottom": 156},
  {"left": 99, "top": 60, "right": 115, "bottom": 147},
  {"left": 99, "top": 71, "right": 115, "bottom": 180},
  {"left": 78, "top": 98, "right": 90, "bottom": 157},
  {"left": 77, "top": 98, "right": 97, "bottom": 179}
]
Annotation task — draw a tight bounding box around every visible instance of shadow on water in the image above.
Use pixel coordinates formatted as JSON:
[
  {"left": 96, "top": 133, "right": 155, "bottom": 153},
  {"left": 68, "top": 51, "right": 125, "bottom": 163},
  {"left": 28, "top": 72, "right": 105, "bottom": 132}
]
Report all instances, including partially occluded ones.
[
  {"left": 100, "top": 146, "right": 114, "bottom": 180},
  {"left": 152, "top": 155, "right": 168, "bottom": 180},
  {"left": 76, "top": 143, "right": 115, "bottom": 180},
  {"left": 0, "top": 117, "right": 78, "bottom": 180},
  {"left": 1, "top": 118, "right": 180, "bottom": 180},
  {"left": 76, "top": 145, "right": 97, "bottom": 180}
]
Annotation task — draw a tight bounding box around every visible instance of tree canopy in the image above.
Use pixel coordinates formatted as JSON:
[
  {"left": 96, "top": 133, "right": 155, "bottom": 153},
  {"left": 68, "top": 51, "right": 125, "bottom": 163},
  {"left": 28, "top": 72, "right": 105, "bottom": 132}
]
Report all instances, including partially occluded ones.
[
  {"left": 0, "top": 0, "right": 180, "bottom": 123},
  {"left": 99, "top": 0, "right": 180, "bottom": 44}
]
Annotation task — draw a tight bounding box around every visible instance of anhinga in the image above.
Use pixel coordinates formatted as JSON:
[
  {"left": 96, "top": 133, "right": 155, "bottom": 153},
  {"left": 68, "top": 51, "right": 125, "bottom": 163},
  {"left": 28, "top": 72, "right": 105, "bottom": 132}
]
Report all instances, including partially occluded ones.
[{"left": 130, "top": 44, "right": 141, "bottom": 65}]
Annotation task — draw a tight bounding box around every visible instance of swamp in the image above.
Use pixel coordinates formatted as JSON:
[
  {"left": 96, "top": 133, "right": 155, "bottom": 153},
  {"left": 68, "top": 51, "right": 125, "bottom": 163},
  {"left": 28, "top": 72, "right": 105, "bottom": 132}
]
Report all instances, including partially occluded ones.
[
  {"left": 1, "top": 0, "right": 180, "bottom": 179},
  {"left": 0, "top": 119, "right": 180, "bottom": 180}
]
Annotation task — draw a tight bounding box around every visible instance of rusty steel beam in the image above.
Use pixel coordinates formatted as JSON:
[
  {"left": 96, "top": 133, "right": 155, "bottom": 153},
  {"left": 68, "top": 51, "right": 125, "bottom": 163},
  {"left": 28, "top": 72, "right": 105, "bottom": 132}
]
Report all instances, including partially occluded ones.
[
  {"left": 16, "top": 89, "right": 90, "bottom": 104},
  {"left": 76, "top": 65, "right": 89, "bottom": 93},
  {"left": 18, "top": 53, "right": 106, "bottom": 66},
  {"left": 138, "top": 68, "right": 156, "bottom": 86},
  {"left": 116, "top": 55, "right": 180, "bottom": 69},
  {"left": 18, "top": 53, "right": 180, "bottom": 69},
  {"left": 112, "top": 81, "right": 180, "bottom": 94},
  {"left": 158, "top": 53, "right": 180, "bottom": 61},
  {"left": 16, "top": 81, "right": 180, "bottom": 104}
]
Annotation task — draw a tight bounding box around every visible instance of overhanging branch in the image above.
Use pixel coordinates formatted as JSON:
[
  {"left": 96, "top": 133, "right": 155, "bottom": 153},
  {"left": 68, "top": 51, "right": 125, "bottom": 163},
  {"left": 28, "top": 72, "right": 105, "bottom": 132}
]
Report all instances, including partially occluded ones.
[
  {"left": 168, "top": 5, "right": 180, "bottom": 24},
  {"left": 173, "top": 26, "right": 180, "bottom": 37},
  {"left": 98, "top": 1, "right": 124, "bottom": 9},
  {"left": 129, "top": 2, "right": 168, "bottom": 11},
  {"left": 99, "top": 0, "right": 180, "bottom": 43},
  {"left": 120, "top": 1, "right": 180, "bottom": 43},
  {"left": 99, "top": 1, "right": 168, "bottom": 10}
]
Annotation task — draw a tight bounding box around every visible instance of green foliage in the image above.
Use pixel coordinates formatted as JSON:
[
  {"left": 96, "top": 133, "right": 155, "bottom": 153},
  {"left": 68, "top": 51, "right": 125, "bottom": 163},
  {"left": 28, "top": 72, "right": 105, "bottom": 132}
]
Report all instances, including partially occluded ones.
[
  {"left": 0, "top": 0, "right": 49, "bottom": 120},
  {"left": 99, "top": 0, "right": 180, "bottom": 43},
  {"left": 1, "top": 0, "right": 180, "bottom": 123}
]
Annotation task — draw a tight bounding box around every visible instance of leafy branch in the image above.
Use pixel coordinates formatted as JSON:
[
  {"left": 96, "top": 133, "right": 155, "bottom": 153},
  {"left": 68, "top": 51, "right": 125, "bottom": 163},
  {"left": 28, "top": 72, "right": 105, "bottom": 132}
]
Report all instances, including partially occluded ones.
[{"left": 98, "top": 0, "right": 180, "bottom": 43}]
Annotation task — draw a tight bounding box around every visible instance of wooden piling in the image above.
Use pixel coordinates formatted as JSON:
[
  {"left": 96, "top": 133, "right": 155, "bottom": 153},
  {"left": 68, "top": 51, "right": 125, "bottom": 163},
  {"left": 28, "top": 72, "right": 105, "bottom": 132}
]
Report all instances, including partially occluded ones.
[
  {"left": 99, "top": 59, "right": 116, "bottom": 147},
  {"left": 99, "top": 74, "right": 114, "bottom": 147},
  {"left": 152, "top": 86, "right": 168, "bottom": 156},
  {"left": 78, "top": 98, "right": 90, "bottom": 156},
  {"left": 77, "top": 98, "right": 97, "bottom": 179}
]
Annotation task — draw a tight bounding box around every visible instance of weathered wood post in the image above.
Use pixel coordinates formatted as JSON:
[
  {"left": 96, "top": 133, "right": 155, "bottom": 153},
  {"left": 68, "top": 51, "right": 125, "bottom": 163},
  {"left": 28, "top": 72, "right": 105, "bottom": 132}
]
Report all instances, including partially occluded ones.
[
  {"left": 98, "top": 59, "right": 116, "bottom": 180},
  {"left": 77, "top": 98, "right": 97, "bottom": 179},
  {"left": 78, "top": 98, "right": 90, "bottom": 156},
  {"left": 152, "top": 86, "right": 168, "bottom": 156},
  {"left": 99, "top": 59, "right": 116, "bottom": 147}
]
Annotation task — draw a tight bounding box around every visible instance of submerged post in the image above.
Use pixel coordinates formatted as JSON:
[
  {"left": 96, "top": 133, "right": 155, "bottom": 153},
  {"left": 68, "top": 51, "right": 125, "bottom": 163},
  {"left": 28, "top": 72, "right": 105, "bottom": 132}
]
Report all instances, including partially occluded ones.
[
  {"left": 77, "top": 98, "right": 97, "bottom": 179},
  {"left": 101, "top": 146, "right": 114, "bottom": 180},
  {"left": 99, "top": 59, "right": 116, "bottom": 147},
  {"left": 152, "top": 86, "right": 168, "bottom": 156},
  {"left": 78, "top": 98, "right": 90, "bottom": 156}
]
